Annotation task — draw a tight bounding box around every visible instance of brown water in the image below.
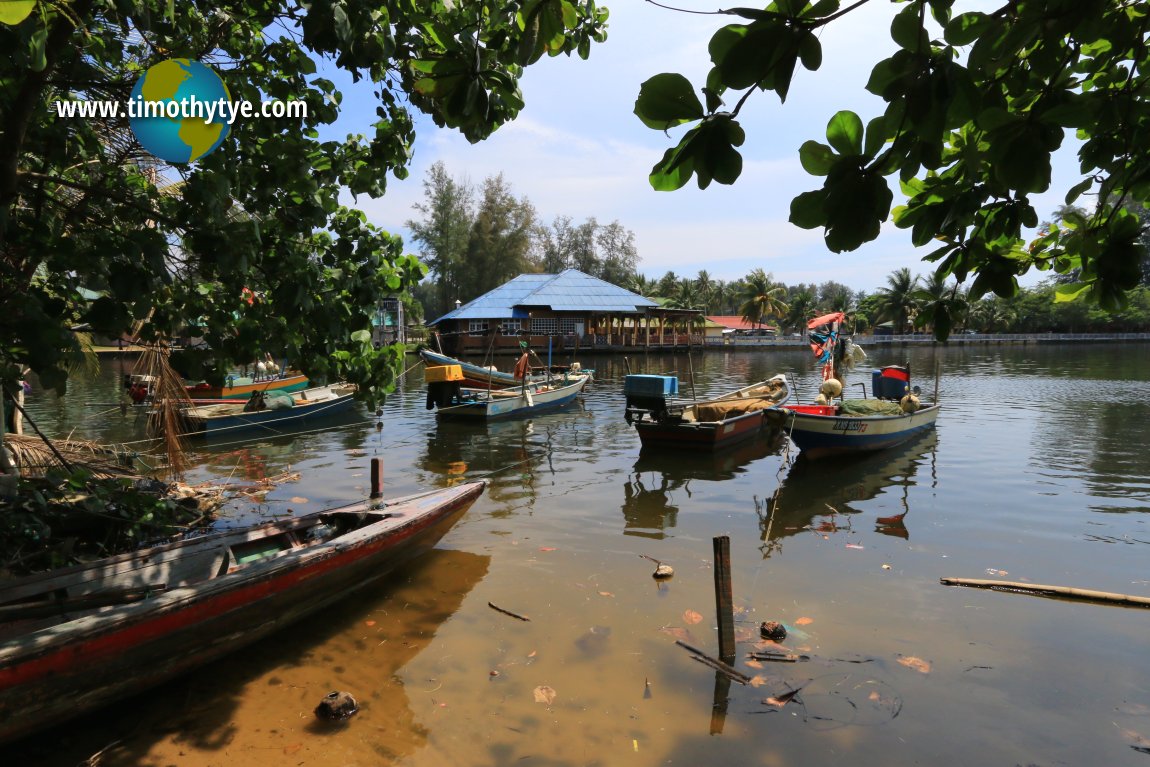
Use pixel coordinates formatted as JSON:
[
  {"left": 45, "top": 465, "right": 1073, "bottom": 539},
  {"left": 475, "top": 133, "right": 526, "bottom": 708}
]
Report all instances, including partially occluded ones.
[{"left": 6, "top": 343, "right": 1150, "bottom": 766}]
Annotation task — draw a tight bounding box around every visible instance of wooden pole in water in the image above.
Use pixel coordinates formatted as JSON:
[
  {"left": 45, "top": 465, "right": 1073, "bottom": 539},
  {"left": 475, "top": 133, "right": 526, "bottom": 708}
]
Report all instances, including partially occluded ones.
[
  {"left": 687, "top": 351, "right": 698, "bottom": 401},
  {"left": 713, "top": 536, "right": 735, "bottom": 662},
  {"left": 370, "top": 457, "right": 382, "bottom": 499},
  {"left": 934, "top": 358, "right": 941, "bottom": 403}
]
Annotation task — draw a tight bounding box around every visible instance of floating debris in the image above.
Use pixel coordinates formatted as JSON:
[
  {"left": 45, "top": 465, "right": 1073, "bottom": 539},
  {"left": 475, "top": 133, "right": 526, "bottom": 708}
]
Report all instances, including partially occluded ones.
[
  {"left": 314, "top": 690, "right": 359, "bottom": 721},
  {"left": 759, "top": 621, "right": 787, "bottom": 641}
]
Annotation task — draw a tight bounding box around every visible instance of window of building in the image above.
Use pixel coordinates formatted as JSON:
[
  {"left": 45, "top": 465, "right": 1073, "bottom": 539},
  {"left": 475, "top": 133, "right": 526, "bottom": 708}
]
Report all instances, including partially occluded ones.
[
  {"left": 500, "top": 319, "right": 522, "bottom": 335},
  {"left": 468, "top": 320, "right": 489, "bottom": 337},
  {"left": 531, "top": 317, "right": 558, "bottom": 335},
  {"left": 559, "top": 318, "right": 578, "bottom": 335}
]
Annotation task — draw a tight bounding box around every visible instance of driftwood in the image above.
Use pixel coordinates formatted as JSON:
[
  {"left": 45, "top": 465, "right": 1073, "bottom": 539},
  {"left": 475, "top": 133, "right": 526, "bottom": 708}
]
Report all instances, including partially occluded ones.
[
  {"left": 747, "top": 651, "right": 809, "bottom": 663},
  {"left": 940, "top": 577, "right": 1150, "bottom": 608},
  {"left": 487, "top": 601, "right": 530, "bottom": 621},
  {"left": 675, "top": 640, "right": 751, "bottom": 685}
]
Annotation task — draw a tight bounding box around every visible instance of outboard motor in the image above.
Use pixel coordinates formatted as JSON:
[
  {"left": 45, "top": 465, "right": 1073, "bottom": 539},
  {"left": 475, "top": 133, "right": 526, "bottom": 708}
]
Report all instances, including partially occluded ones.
[
  {"left": 425, "top": 364, "right": 464, "bottom": 410},
  {"left": 872, "top": 365, "right": 911, "bottom": 400},
  {"left": 623, "top": 375, "right": 679, "bottom": 423}
]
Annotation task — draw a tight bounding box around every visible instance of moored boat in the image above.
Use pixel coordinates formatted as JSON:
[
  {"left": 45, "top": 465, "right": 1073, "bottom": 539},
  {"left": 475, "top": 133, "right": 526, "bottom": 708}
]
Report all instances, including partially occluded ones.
[
  {"left": 0, "top": 480, "right": 487, "bottom": 745},
  {"left": 125, "top": 371, "right": 310, "bottom": 406},
  {"left": 180, "top": 383, "right": 359, "bottom": 436},
  {"left": 419, "top": 347, "right": 590, "bottom": 388},
  {"left": 768, "top": 312, "right": 940, "bottom": 459},
  {"left": 624, "top": 374, "right": 790, "bottom": 450},
  {"left": 430, "top": 373, "right": 591, "bottom": 420}
]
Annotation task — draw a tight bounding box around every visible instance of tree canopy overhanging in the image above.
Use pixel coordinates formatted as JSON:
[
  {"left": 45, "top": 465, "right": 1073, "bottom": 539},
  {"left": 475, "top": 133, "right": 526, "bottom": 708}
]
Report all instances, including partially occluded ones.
[
  {"left": 633, "top": 0, "right": 1150, "bottom": 329},
  {"left": 0, "top": 0, "right": 608, "bottom": 405}
]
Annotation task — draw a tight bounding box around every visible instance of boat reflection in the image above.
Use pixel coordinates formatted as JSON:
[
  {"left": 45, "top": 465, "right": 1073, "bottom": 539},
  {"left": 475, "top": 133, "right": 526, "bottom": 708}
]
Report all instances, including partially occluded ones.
[
  {"left": 623, "top": 433, "right": 787, "bottom": 539},
  {"left": 191, "top": 406, "right": 371, "bottom": 480},
  {"left": 759, "top": 430, "right": 938, "bottom": 555},
  {"left": 2, "top": 548, "right": 491, "bottom": 766},
  {"left": 420, "top": 407, "right": 593, "bottom": 506}
]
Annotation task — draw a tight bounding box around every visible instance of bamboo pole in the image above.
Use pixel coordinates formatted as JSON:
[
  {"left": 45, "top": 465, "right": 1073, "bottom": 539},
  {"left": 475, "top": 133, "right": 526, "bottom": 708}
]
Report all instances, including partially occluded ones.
[{"left": 940, "top": 577, "right": 1150, "bottom": 608}]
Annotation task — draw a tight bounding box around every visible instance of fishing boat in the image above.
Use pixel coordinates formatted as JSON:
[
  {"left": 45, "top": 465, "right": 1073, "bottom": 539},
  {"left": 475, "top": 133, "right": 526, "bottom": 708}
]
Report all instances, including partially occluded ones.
[
  {"left": 430, "top": 373, "right": 591, "bottom": 421},
  {"left": 419, "top": 347, "right": 589, "bottom": 388},
  {"left": 624, "top": 374, "right": 791, "bottom": 450},
  {"left": 180, "top": 383, "right": 359, "bottom": 436},
  {"left": 769, "top": 312, "right": 939, "bottom": 459},
  {"left": 0, "top": 480, "right": 487, "bottom": 745},
  {"left": 183, "top": 372, "right": 309, "bottom": 402},
  {"left": 420, "top": 347, "right": 542, "bottom": 388},
  {"left": 125, "top": 371, "right": 309, "bottom": 406}
]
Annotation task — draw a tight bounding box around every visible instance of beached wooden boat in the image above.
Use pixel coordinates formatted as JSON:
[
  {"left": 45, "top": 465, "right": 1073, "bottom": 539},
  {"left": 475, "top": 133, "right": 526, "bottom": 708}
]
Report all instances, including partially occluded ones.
[
  {"left": 625, "top": 375, "right": 791, "bottom": 450},
  {"left": 432, "top": 374, "right": 590, "bottom": 420},
  {"left": 180, "top": 383, "right": 359, "bottom": 436},
  {"left": 0, "top": 480, "right": 487, "bottom": 745}
]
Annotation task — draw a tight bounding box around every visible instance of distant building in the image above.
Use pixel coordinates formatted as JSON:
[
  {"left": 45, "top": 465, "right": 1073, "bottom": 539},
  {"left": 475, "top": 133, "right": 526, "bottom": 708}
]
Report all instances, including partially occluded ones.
[
  {"left": 426, "top": 269, "right": 701, "bottom": 354},
  {"left": 372, "top": 297, "right": 405, "bottom": 346},
  {"left": 706, "top": 315, "right": 779, "bottom": 335}
]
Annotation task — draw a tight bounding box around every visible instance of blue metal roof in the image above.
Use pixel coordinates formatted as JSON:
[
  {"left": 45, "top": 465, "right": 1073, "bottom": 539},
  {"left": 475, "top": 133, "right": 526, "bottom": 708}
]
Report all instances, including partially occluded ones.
[{"left": 429, "top": 269, "right": 657, "bottom": 325}]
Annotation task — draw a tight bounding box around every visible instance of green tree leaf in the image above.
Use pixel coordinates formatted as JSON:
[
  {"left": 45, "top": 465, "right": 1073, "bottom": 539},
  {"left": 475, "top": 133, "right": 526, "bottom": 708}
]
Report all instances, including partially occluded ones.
[
  {"left": 634, "top": 73, "right": 705, "bottom": 131},
  {"left": 826, "top": 111, "right": 864, "bottom": 156}
]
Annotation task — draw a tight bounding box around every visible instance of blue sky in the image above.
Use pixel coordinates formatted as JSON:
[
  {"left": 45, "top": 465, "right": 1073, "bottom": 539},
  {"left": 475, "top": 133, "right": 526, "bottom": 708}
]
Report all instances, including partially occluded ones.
[{"left": 331, "top": 1, "right": 1079, "bottom": 294}]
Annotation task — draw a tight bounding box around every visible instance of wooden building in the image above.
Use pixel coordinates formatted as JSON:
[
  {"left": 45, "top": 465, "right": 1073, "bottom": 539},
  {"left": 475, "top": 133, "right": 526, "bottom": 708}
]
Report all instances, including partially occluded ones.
[{"left": 427, "top": 269, "right": 702, "bottom": 355}]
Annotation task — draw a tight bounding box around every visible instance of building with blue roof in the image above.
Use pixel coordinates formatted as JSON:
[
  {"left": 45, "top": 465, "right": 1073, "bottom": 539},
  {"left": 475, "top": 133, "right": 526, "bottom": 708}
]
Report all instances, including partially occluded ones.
[{"left": 427, "top": 269, "right": 701, "bottom": 355}]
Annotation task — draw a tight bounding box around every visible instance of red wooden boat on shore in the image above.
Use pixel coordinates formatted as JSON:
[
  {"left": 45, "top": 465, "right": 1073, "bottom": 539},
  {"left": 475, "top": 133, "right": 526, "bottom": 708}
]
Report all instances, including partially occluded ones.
[{"left": 0, "top": 480, "right": 486, "bottom": 745}]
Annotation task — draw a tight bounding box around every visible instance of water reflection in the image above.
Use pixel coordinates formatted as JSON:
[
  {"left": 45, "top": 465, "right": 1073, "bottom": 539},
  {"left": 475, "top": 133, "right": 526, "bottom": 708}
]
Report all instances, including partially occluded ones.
[
  {"left": 622, "top": 434, "right": 787, "bottom": 539},
  {"left": 2, "top": 548, "right": 490, "bottom": 767},
  {"left": 760, "top": 430, "right": 939, "bottom": 555}
]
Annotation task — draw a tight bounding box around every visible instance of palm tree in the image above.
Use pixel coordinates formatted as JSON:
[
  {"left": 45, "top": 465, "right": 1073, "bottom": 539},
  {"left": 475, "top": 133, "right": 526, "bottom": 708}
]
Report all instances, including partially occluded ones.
[
  {"left": 739, "top": 268, "right": 789, "bottom": 330},
  {"left": 694, "top": 270, "right": 714, "bottom": 312},
  {"left": 627, "top": 273, "right": 656, "bottom": 298},
  {"left": 785, "top": 290, "right": 817, "bottom": 332},
  {"left": 667, "top": 279, "right": 701, "bottom": 310},
  {"left": 912, "top": 271, "right": 968, "bottom": 337},
  {"left": 873, "top": 267, "right": 920, "bottom": 334}
]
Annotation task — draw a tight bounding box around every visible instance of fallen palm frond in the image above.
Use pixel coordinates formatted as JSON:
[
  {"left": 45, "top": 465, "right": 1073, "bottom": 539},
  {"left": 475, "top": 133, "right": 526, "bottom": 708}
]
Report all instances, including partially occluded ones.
[
  {"left": 135, "top": 343, "right": 192, "bottom": 478},
  {"left": 5, "top": 434, "right": 137, "bottom": 478}
]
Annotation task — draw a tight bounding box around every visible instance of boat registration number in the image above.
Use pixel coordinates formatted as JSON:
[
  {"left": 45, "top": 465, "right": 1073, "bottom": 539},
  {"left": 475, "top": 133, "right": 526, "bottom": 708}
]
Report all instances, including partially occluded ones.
[{"left": 833, "top": 420, "right": 868, "bottom": 433}]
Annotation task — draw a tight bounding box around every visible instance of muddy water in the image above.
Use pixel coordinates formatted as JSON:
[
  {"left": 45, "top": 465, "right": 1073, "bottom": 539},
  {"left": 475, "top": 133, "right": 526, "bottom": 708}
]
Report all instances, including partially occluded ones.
[{"left": 6, "top": 343, "right": 1150, "bottom": 766}]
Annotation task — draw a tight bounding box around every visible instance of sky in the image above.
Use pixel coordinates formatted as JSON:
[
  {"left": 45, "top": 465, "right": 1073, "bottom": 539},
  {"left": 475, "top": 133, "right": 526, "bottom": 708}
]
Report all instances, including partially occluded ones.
[{"left": 332, "top": 1, "right": 1080, "bottom": 294}]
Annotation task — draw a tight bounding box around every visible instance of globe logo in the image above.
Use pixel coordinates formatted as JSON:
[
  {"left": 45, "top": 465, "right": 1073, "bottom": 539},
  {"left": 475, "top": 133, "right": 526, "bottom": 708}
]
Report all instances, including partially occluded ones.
[{"left": 129, "top": 59, "right": 231, "bottom": 164}]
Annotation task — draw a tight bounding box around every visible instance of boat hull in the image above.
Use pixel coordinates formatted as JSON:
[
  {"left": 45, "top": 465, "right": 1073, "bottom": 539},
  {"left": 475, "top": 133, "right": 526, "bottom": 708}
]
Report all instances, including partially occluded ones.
[
  {"left": 634, "top": 408, "right": 776, "bottom": 450},
  {"left": 776, "top": 403, "right": 940, "bottom": 460},
  {"left": 435, "top": 376, "right": 589, "bottom": 420},
  {"left": 420, "top": 348, "right": 528, "bottom": 388},
  {"left": 0, "top": 482, "right": 486, "bottom": 745},
  {"left": 182, "top": 384, "right": 360, "bottom": 436},
  {"left": 628, "top": 376, "right": 790, "bottom": 451},
  {"left": 185, "top": 373, "right": 310, "bottom": 400}
]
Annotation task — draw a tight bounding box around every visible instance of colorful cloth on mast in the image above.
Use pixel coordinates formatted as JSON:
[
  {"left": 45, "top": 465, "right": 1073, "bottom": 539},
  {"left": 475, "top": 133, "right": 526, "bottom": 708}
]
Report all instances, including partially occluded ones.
[{"left": 807, "top": 311, "right": 845, "bottom": 381}]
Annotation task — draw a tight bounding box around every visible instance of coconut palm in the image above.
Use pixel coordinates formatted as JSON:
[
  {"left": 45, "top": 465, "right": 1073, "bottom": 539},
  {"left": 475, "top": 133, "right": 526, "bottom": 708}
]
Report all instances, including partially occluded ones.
[
  {"left": 873, "top": 268, "right": 920, "bottom": 334},
  {"left": 912, "top": 271, "right": 968, "bottom": 337},
  {"left": 667, "top": 279, "right": 701, "bottom": 310},
  {"left": 694, "top": 270, "right": 714, "bottom": 312},
  {"left": 739, "top": 268, "right": 789, "bottom": 330},
  {"left": 627, "top": 273, "right": 657, "bottom": 298},
  {"left": 784, "top": 290, "right": 817, "bottom": 332}
]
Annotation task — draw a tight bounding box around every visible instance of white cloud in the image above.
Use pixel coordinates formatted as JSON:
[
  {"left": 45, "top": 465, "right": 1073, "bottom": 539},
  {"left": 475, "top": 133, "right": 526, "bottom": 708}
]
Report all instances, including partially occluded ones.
[{"left": 339, "top": 1, "right": 1077, "bottom": 294}]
